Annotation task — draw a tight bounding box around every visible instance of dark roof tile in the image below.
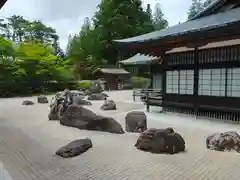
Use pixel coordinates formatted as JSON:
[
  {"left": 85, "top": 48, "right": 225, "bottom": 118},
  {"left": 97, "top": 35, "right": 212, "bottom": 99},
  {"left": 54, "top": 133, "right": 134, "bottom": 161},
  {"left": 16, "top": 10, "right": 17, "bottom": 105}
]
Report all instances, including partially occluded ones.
[
  {"left": 120, "top": 53, "right": 161, "bottom": 65},
  {"left": 95, "top": 68, "right": 129, "bottom": 75},
  {"left": 114, "top": 7, "right": 240, "bottom": 44}
]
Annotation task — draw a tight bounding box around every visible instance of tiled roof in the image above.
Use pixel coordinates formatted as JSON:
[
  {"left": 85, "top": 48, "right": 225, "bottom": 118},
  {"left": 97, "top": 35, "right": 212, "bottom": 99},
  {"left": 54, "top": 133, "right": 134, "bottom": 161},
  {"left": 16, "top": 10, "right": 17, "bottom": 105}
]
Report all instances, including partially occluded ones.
[
  {"left": 113, "top": 7, "right": 240, "bottom": 44},
  {"left": 95, "top": 68, "right": 129, "bottom": 75},
  {"left": 189, "top": 0, "right": 226, "bottom": 20},
  {"left": 120, "top": 53, "right": 161, "bottom": 65},
  {"left": 165, "top": 39, "right": 240, "bottom": 53}
]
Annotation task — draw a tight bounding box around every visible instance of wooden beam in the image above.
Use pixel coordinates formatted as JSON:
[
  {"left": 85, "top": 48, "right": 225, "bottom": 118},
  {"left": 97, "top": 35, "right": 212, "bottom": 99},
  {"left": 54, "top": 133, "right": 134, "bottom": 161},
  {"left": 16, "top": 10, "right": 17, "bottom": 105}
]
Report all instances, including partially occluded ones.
[
  {"left": 124, "top": 31, "right": 240, "bottom": 55},
  {"left": 193, "top": 47, "right": 199, "bottom": 115}
]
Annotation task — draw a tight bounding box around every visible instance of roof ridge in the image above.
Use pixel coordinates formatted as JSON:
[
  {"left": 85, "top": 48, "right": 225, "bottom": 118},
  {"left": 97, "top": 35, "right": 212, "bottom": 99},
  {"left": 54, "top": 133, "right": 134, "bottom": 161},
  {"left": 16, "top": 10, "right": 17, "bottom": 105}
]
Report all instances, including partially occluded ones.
[
  {"left": 113, "top": 7, "right": 240, "bottom": 44},
  {"left": 189, "top": 0, "right": 227, "bottom": 21}
]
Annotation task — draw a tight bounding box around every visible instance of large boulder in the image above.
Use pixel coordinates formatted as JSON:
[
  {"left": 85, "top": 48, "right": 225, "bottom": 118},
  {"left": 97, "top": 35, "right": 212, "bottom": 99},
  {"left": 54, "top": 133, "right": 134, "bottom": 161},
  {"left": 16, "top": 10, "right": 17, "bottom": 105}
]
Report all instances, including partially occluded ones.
[
  {"left": 60, "top": 105, "right": 124, "bottom": 134},
  {"left": 37, "top": 95, "right": 48, "bottom": 103},
  {"left": 101, "top": 92, "right": 109, "bottom": 97},
  {"left": 50, "top": 97, "right": 56, "bottom": 108},
  {"left": 101, "top": 100, "right": 116, "bottom": 110},
  {"left": 48, "top": 97, "right": 65, "bottom": 120},
  {"left": 55, "top": 138, "right": 92, "bottom": 158},
  {"left": 88, "top": 93, "right": 107, "bottom": 100},
  {"left": 125, "top": 111, "right": 147, "bottom": 133},
  {"left": 89, "top": 80, "right": 103, "bottom": 94},
  {"left": 56, "top": 91, "right": 64, "bottom": 98},
  {"left": 206, "top": 131, "right": 240, "bottom": 152},
  {"left": 22, "top": 100, "right": 34, "bottom": 105},
  {"left": 135, "top": 128, "right": 185, "bottom": 154},
  {"left": 48, "top": 105, "right": 59, "bottom": 120}
]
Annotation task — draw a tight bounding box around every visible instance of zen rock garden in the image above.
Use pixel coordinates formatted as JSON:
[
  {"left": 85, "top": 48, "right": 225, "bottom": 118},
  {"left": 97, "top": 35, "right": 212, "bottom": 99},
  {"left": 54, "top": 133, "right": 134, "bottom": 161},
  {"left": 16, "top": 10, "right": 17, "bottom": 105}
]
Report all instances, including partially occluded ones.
[{"left": 21, "top": 82, "right": 240, "bottom": 158}]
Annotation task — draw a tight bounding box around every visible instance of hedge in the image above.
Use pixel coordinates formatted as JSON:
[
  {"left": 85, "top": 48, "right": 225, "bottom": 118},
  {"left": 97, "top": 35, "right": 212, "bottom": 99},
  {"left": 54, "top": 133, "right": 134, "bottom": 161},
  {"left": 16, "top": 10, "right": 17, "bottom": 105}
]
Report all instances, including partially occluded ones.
[{"left": 128, "top": 76, "right": 150, "bottom": 89}]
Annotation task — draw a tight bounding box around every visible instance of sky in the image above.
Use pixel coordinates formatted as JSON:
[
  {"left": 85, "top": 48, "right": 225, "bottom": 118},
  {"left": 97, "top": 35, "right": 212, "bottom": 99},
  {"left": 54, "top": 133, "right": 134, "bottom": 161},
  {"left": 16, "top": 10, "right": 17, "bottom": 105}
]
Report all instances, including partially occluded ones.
[{"left": 0, "top": 0, "right": 192, "bottom": 50}]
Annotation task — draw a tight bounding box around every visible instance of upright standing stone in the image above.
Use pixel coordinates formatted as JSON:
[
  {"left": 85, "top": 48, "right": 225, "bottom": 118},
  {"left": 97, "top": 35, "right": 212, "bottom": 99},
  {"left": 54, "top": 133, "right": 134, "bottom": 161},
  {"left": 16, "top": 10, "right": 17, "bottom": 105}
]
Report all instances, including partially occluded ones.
[{"left": 125, "top": 111, "right": 147, "bottom": 133}]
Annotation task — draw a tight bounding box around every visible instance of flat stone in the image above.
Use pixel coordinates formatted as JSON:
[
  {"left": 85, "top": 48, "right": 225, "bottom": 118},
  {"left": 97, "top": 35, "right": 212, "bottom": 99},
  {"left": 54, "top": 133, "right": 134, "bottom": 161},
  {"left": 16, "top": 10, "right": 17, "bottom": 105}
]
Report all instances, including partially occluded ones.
[
  {"left": 55, "top": 138, "right": 92, "bottom": 158},
  {"left": 37, "top": 95, "right": 48, "bottom": 103},
  {"left": 22, "top": 100, "right": 34, "bottom": 105}
]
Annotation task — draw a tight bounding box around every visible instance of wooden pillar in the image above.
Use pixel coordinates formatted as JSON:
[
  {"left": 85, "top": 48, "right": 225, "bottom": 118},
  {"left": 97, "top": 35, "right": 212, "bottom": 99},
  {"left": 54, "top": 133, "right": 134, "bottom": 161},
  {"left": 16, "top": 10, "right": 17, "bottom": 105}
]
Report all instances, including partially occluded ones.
[
  {"left": 116, "top": 47, "right": 122, "bottom": 68},
  {"left": 162, "top": 55, "right": 166, "bottom": 95},
  {"left": 193, "top": 47, "right": 199, "bottom": 115},
  {"left": 149, "top": 64, "right": 153, "bottom": 88},
  {"left": 162, "top": 55, "right": 166, "bottom": 111}
]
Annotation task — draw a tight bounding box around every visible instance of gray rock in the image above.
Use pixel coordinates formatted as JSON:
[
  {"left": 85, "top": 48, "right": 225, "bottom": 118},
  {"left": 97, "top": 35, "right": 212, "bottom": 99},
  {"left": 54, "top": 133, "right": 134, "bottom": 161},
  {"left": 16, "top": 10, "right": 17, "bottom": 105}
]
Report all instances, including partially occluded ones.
[
  {"left": 48, "top": 97, "right": 65, "bottom": 120},
  {"left": 48, "top": 106, "right": 59, "bottom": 120},
  {"left": 206, "top": 131, "right": 240, "bottom": 152},
  {"left": 125, "top": 111, "right": 147, "bottom": 133},
  {"left": 37, "top": 95, "right": 48, "bottom": 103},
  {"left": 88, "top": 93, "right": 107, "bottom": 100},
  {"left": 56, "top": 138, "right": 92, "bottom": 158},
  {"left": 73, "top": 96, "right": 92, "bottom": 106},
  {"left": 60, "top": 105, "right": 124, "bottom": 134},
  {"left": 22, "top": 100, "right": 34, "bottom": 105},
  {"left": 49, "top": 97, "right": 56, "bottom": 108},
  {"left": 89, "top": 80, "right": 103, "bottom": 94},
  {"left": 135, "top": 128, "right": 185, "bottom": 154},
  {"left": 101, "top": 92, "right": 109, "bottom": 97},
  {"left": 101, "top": 100, "right": 116, "bottom": 110}
]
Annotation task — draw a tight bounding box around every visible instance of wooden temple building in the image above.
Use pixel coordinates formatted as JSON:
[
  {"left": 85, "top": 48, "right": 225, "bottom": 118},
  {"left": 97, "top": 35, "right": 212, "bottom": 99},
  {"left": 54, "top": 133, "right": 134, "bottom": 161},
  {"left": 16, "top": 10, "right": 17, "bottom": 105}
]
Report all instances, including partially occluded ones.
[
  {"left": 114, "top": 0, "right": 240, "bottom": 122},
  {"left": 93, "top": 68, "right": 130, "bottom": 90},
  {"left": 119, "top": 53, "right": 161, "bottom": 79}
]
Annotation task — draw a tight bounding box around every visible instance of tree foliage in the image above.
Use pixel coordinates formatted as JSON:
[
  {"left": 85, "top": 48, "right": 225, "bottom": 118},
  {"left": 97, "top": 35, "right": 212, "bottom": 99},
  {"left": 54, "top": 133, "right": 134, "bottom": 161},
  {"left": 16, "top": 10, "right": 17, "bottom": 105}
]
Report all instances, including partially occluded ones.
[
  {"left": 67, "top": 0, "right": 166, "bottom": 77},
  {"left": 187, "top": 0, "right": 204, "bottom": 20},
  {"left": 203, "top": 0, "right": 216, "bottom": 7},
  {"left": 0, "top": 15, "right": 69, "bottom": 97},
  {"left": 187, "top": 0, "right": 216, "bottom": 20},
  {"left": 153, "top": 3, "right": 168, "bottom": 30},
  {"left": 1, "top": 1, "right": 171, "bottom": 96}
]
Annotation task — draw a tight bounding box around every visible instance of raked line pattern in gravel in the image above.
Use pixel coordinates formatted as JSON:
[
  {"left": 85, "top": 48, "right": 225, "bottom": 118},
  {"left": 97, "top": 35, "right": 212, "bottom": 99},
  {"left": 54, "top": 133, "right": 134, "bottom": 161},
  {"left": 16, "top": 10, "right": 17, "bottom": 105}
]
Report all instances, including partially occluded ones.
[{"left": 1, "top": 92, "right": 240, "bottom": 179}]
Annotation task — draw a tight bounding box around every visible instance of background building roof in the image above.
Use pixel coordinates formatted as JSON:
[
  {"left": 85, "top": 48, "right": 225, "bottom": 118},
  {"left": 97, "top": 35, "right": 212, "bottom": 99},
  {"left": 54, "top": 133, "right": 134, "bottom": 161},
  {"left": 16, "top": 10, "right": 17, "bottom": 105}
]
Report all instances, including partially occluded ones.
[
  {"left": 113, "top": 7, "right": 240, "bottom": 44},
  {"left": 120, "top": 53, "right": 161, "bottom": 65}
]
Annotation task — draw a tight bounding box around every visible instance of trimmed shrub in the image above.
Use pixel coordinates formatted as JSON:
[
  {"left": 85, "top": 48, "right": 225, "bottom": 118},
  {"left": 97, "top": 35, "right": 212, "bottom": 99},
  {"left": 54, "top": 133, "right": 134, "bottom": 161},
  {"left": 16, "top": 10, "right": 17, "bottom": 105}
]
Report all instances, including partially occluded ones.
[
  {"left": 75, "top": 80, "right": 92, "bottom": 90},
  {"left": 129, "top": 76, "right": 150, "bottom": 89}
]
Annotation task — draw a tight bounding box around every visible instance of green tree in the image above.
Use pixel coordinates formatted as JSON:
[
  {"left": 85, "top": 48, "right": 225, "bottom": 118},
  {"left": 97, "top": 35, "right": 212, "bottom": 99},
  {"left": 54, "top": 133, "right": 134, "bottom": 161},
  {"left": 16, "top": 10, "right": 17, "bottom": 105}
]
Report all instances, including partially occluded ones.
[
  {"left": 25, "top": 20, "right": 57, "bottom": 43},
  {"left": 0, "top": 19, "right": 8, "bottom": 38},
  {"left": 5, "top": 15, "right": 27, "bottom": 42},
  {"left": 0, "top": 15, "right": 73, "bottom": 97},
  {"left": 136, "top": 4, "right": 154, "bottom": 35},
  {"left": 153, "top": 3, "right": 168, "bottom": 30},
  {"left": 65, "top": 34, "right": 72, "bottom": 56},
  {"left": 0, "top": 36, "right": 14, "bottom": 57},
  {"left": 146, "top": 4, "right": 152, "bottom": 19},
  {"left": 92, "top": 0, "right": 154, "bottom": 65},
  {"left": 15, "top": 39, "right": 72, "bottom": 90},
  {"left": 203, "top": 0, "right": 215, "bottom": 7},
  {"left": 187, "top": 0, "right": 204, "bottom": 20},
  {"left": 67, "top": 17, "right": 104, "bottom": 79}
]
